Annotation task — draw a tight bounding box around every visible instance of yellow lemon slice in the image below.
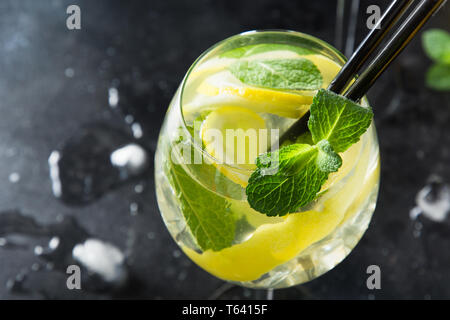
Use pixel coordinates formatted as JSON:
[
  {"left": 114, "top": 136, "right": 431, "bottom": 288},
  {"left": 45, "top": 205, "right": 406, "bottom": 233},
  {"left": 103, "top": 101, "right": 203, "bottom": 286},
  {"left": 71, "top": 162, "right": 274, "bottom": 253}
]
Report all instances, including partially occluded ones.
[
  {"left": 201, "top": 106, "right": 267, "bottom": 186},
  {"left": 300, "top": 54, "right": 343, "bottom": 89},
  {"left": 184, "top": 70, "right": 312, "bottom": 118},
  {"left": 183, "top": 202, "right": 345, "bottom": 282},
  {"left": 185, "top": 54, "right": 342, "bottom": 118}
]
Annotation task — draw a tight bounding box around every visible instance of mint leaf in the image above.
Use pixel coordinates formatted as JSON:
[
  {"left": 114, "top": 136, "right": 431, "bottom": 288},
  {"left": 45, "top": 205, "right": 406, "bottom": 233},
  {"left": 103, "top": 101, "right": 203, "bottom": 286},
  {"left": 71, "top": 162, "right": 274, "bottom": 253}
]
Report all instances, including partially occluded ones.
[
  {"left": 308, "top": 89, "right": 373, "bottom": 153},
  {"left": 220, "top": 44, "right": 314, "bottom": 59},
  {"left": 316, "top": 140, "right": 342, "bottom": 172},
  {"left": 426, "top": 63, "right": 450, "bottom": 91},
  {"left": 246, "top": 140, "right": 341, "bottom": 216},
  {"left": 246, "top": 88, "right": 373, "bottom": 217},
  {"left": 229, "top": 58, "right": 323, "bottom": 90},
  {"left": 422, "top": 29, "right": 450, "bottom": 64},
  {"left": 167, "top": 157, "right": 236, "bottom": 251}
]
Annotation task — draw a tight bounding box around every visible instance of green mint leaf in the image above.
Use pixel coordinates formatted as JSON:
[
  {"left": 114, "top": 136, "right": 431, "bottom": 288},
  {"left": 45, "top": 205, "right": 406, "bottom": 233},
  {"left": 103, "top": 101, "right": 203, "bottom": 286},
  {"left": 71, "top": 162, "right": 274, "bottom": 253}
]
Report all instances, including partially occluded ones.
[
  {"left": 220, "top": 43, "right": 314, "bottom": 58},
  {"left": 280, "top": 131, "right": 314, "bottom": 147},
  {"left": 426, "top": 63, "right": 450, "bottom": 91},
  {"left": 245, "top": 140, "right": 341, "bottom": 216},
  {"left": 308, "top": 89, "right": 373, "bottom": 153},
  {"left": 229, "top": 58, "right": 323, "bottom": 90},
  {"left": 168, "top": 157, "right": 236, "bottom": 251},
  {"left": 422, "top": 29, "right": 450, "bottom": 64},
  {"left": 316, "top": 140, "right": 342, "bottom": 172}
]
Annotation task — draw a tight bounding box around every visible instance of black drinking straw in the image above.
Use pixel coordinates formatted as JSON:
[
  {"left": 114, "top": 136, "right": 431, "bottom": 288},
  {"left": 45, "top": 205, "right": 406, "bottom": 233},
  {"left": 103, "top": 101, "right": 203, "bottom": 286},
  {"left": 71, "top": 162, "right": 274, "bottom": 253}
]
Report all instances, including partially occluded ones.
[
  {"left": 278, "top": 0, "right": 445, "bottom": 146},
  {"left": 345, "top": 0, "right": 446, "bottom": 101},
  {"left": 329, "top": 0, "right": 414, "bottom": 94}
]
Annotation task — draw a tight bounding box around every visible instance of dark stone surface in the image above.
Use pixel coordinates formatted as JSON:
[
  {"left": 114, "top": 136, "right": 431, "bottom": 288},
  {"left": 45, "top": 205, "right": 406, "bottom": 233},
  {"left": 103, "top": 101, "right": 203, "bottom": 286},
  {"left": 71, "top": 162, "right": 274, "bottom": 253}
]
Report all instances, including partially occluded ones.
[{"left": 0, "top": 0, "right": 448, "bottom": 299}]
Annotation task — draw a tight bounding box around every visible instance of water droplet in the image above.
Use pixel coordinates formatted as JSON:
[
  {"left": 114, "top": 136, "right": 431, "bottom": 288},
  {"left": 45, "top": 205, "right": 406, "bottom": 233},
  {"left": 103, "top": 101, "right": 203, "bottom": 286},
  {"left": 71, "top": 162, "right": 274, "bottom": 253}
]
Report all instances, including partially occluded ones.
[
  {"left": 124, "top": 115, "right": 134, "bottom": 124},
  {"left": 73, "top": 239, "right": 128, "bottom": 286},
  {"left": 49, "top": 237, "right": 60, "bottom": 250},
  {"left": 134, "top": 183, "right": 144, "bottom": 193},
  {"left": 172, "top": 250, "right": 181, "bottom": 258},
  {"left": 48, "top": 151, "right": 62, "bottom": 198},
  {"left": 34, "top": 246, "right": 43, "bottom": 256},
  {"left": 131, "top": 122, "right": 143, "bottom": 139},
  {"left": 8, "top": 172, "right": 20, "bottom": 183},
  {"left": 64, "top": 68, "right": 74, "bottom": 78},
  {"left": 110, "top": 143, "right": 148, "bottom": 175},
  {"left": 414, "top": 176, "right": 450, "bottom": 222},
  {"left": 129, "top": 202, "right": 139, "bottom": 216},
  {"left": 108, "top": 87, "right": 119, "bottom": 108},
  {"left": 31, "top": 263, "right": 40, "bottom": 271},
  {"left": 409, "top": 206, "right": 422, "bottom": 220}
]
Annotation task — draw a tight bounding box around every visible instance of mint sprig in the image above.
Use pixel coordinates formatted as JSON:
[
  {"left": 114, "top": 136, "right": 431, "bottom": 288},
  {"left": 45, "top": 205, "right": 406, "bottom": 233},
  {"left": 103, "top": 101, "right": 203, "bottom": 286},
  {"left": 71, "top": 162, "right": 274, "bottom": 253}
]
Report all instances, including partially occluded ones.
[
  {"left": 309, "top": 89, "right": 373, "bottom": 152},
  {"left": 229, "top": 58, "right": 323, "bottom": 90},
  {"left": 246, "top": 89, "right": 373, "bottom": 216},
  {"left": 246, "top": 140, "right": 341, "bottom": 216},
  {"left": 422, "top": 29, "right": 450, "bottom": 91},
  {"left": 426, "top": 63, "right": 450, "bottom": 91},
  {"left": 422, "top": 29, "right": 450, "bottom": 64}
]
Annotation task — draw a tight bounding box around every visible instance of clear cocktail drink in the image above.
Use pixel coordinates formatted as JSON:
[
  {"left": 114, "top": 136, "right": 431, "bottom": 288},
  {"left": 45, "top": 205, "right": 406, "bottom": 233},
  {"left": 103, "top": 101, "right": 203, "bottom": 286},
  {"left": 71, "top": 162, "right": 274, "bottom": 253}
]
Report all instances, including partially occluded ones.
[{"left": 155, "top": 30, "right": 380, "bottom": 289}]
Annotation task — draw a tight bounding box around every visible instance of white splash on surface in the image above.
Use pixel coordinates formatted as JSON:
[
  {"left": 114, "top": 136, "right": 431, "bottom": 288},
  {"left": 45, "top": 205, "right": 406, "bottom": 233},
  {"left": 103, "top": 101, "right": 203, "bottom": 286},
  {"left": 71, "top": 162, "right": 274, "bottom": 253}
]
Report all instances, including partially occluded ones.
[
  {"left": 48, "top": 151, "right": 62, "bottom": 198},
  {"left": 410, "top": 176, "right": 450, "bottom": 222},
  {"left": 110, "top": 143, "right": 148, "bottom": 175},
  {"left": 108, "top": 87, "right": 119, "bottom": 108},
  {"left": 65, "top": 68, "right": 75, "bottom": 78},
  {"left": 131, "top": 122, "right": 143, "bottom": 139},
  {"left": 8, "top": 172, "right": 20, "bottom": 183},
  {"left": 72, "top": 239, "right": 127, "bottom": 284}
]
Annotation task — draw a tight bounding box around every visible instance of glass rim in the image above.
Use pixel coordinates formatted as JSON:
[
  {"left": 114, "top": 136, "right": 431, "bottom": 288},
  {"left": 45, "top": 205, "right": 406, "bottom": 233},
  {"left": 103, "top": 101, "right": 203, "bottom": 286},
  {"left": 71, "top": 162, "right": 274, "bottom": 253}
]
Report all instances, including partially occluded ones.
[{"left": 176, "top": 29, "right": 366, "bottom": 178}]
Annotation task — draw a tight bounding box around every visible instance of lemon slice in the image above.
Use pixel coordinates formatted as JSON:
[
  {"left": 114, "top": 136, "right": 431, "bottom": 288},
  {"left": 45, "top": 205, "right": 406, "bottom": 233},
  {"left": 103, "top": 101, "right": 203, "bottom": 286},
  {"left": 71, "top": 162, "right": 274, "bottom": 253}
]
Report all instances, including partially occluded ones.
[
  {"left": 201, "top": 106, "right": 267, "bottom": 186},
  {"left": 299, "top": 54, "right": 342, "bottom": 89},
  {"left": 184, "top": 70, "right": 313, "bottom": 118},
  {"left": 183, "top": 202, "right": 345, "bottom": 282},
  {"left": 185, "top": 54, "right": 342, "bottom": 118}
]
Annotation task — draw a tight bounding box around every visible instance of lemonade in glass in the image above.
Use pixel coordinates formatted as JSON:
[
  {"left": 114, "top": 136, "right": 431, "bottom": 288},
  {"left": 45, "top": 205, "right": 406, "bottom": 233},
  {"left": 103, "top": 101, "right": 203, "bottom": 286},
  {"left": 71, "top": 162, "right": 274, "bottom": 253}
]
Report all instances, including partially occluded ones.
[{"left": 154, "top": 30, "right": 380, "bottom": 289}]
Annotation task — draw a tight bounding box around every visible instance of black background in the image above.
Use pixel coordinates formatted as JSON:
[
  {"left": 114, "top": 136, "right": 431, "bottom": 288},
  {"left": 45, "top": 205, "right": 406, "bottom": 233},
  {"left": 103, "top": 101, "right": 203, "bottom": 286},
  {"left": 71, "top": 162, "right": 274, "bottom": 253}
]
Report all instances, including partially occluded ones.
[{"left": 0, "top": 0, "right": 449, "bottom": 299}]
